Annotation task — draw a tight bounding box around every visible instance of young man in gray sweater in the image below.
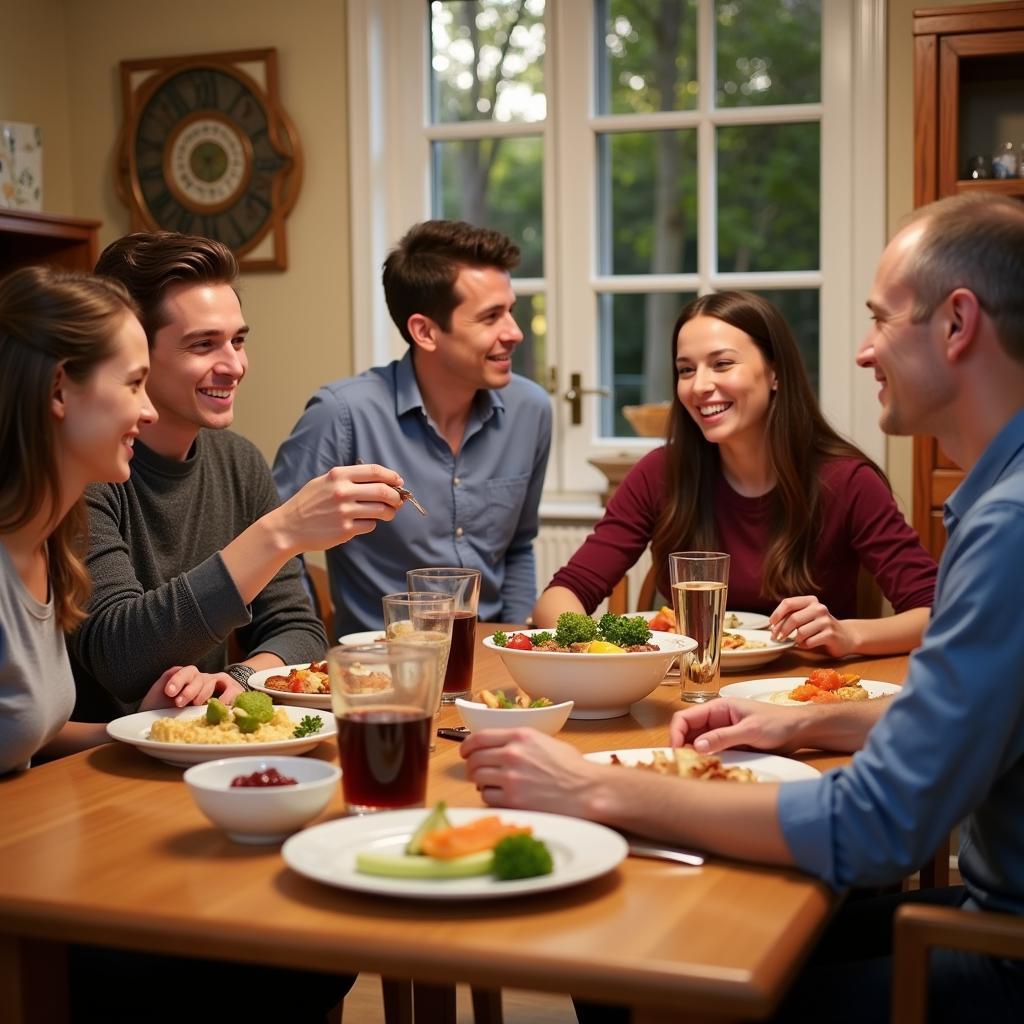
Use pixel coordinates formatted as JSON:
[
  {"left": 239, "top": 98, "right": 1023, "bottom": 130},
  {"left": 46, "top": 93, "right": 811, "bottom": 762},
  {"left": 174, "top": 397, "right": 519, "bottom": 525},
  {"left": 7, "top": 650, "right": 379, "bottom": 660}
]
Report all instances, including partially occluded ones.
[{"left": 70, "top": 232, "right": 405, "bottom": 721}]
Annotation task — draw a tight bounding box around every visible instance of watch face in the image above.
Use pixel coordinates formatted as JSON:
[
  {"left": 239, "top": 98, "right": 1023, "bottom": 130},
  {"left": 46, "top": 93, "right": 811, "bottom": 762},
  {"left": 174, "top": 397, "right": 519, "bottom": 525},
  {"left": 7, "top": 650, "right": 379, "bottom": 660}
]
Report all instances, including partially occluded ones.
[{"left": 133, "top": 66, "right": 288, "bottom": 250}]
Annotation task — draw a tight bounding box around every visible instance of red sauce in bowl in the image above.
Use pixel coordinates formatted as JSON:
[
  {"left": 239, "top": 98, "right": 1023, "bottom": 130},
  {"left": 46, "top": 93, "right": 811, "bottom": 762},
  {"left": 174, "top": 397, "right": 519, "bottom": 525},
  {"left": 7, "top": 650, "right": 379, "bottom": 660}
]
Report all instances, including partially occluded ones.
[{"left": 230, "top": 767, "right": 297, "bottom": 788}]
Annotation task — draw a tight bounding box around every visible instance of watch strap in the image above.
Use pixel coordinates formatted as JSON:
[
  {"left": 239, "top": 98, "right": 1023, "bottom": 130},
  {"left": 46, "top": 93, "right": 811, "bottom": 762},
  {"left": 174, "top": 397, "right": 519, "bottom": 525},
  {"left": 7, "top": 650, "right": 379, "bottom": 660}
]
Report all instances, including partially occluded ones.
[{"left": 224, "top": 663, "right": 256, "bottom": 690}]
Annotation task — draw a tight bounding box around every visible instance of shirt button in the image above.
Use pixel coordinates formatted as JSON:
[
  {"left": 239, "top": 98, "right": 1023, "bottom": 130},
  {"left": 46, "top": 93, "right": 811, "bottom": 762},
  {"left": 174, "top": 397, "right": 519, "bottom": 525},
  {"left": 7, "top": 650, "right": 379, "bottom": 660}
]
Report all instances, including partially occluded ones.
[
  {"left": 453, "top": 477, "right": 461, "bottom": 486},
  {"left": 455, "top": 527, "right": 464, "bottom": 539}
]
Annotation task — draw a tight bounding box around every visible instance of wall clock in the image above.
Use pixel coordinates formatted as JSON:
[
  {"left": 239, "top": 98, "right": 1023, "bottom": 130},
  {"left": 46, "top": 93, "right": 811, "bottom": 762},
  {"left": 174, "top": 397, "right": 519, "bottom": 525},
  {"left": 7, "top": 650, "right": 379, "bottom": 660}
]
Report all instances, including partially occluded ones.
[{"left": 116, "top": 49, "right": 302, "bottom": 271}]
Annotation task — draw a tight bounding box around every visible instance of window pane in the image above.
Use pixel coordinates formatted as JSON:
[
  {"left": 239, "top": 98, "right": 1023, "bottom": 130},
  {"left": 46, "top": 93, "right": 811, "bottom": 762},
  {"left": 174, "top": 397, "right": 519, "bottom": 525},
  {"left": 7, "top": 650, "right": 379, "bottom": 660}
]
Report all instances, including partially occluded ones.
[
  {"left": 715, "top": 0, "right": 821, "bottom": 108},
  {"left": 511, "top": 293, "right": 548, "bottom": 386},
  {"left": 598, "top": 290, "right": 696, "bottom": 437},
  {"left": 597, "top": 0, "right": 699, "bottom": 114},
  {"left": 599, "top": 130, "right": 698, "bottom": 276},
  {"left": 753, "top": 288, "right": 819, "bottom": 392},
  {"left": 432, "top": 137, "right": 543, "bottom": 276},
  {"left": 716, "top": 123, "right": 819, "bottom": 273},
  {"left": 430, "top": 0, "right": 546, "bottom": 124}
]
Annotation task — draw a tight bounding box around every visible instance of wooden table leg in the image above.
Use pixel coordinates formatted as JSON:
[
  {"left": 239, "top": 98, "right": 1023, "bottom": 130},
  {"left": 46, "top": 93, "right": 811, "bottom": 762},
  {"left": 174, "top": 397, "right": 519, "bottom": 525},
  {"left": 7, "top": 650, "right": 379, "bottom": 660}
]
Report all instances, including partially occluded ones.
[
  {"left": 0, "top": 936, "right": 70, "bottom": 1024},
  {"left": 412, "top": 981, "right": 457, "bottom": 1023}
]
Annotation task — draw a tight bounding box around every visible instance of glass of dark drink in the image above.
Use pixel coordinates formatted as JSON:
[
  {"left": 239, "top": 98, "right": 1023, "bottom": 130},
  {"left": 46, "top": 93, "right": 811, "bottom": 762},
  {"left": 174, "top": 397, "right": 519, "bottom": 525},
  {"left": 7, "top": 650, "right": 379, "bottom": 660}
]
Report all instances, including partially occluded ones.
[
  {"left": 406, "top": 568, "right": 481, "bottom": 703},
  {"left": 327, "top": 643, "right": 437, "bottom": 814}
]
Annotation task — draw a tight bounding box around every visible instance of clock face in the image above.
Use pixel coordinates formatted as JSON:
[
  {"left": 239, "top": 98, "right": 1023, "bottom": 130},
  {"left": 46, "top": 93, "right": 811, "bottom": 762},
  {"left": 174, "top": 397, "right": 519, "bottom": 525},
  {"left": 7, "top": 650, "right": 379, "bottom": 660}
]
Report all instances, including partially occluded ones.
[{"left": 132, "top": 66, "right": 288, "bottom": 251}]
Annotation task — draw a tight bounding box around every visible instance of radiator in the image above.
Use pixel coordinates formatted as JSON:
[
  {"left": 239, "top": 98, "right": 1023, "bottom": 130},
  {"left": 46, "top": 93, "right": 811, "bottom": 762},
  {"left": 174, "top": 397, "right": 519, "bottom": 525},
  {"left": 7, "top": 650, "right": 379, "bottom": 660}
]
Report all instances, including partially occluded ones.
[{"left": 533, "top": 522, "right": 653, "bottom": 616}]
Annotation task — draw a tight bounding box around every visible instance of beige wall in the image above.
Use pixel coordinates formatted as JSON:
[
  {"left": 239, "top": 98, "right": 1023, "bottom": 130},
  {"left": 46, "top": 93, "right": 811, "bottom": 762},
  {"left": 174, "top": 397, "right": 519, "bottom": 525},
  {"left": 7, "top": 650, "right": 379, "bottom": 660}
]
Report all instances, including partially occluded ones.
[
  {"left": 0, "top": 0, "right": 75, "bottom": 213},
  {"left": 884, "top": 0, "right": 994, "bottom": 515},
  {"left": 46, "top": 0, "right": 352, "bottom": 466}
]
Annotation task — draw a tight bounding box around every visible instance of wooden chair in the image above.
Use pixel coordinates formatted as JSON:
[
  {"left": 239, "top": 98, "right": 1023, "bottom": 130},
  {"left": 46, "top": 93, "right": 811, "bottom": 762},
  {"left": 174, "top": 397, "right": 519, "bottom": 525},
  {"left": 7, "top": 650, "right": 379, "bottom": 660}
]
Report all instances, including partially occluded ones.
[
  {"left": 607, "top": 559, "right": 658, "bottom": 615},
  {"left": 306, "top": 561, "right": 334, "bottom": 640},
  {"left": 891, "top": 903, "right": 1024, "bottom": 1024}
]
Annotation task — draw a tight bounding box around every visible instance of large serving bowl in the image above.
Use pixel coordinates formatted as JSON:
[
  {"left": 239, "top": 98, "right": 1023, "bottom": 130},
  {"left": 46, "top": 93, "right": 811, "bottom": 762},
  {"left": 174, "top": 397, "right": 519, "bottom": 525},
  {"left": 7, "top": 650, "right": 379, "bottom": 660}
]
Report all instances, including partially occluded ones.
[
  {"left": 455, "top": 694, "right": 574, "bottom": 735},
  {"left": 183, "top": 756, "right": 340, "bottom": 844},
  {"left": 481, "top": 630, "right": 696, "bottom": 719}
]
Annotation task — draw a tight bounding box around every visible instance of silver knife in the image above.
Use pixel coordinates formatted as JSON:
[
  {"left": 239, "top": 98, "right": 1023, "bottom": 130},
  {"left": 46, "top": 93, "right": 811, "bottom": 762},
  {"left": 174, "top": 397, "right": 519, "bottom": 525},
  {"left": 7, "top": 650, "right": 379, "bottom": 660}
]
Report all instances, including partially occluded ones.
[{"left": 627, "top": 841, "right": 704, "bottom": 867}]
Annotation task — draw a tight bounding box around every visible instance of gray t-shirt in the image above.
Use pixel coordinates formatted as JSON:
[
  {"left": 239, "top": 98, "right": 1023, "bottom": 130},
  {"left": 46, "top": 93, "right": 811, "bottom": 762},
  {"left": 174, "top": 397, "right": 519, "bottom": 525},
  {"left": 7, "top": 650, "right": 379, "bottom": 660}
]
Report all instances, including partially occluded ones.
[{"left": 0, "top": 541, "right": 75, "bottom": 773}]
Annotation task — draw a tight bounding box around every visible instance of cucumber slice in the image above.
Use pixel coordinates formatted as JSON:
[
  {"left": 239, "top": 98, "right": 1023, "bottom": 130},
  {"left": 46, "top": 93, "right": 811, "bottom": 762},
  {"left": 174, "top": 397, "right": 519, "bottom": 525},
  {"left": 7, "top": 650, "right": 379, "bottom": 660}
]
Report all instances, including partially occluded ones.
[
  {"left": 355, "top": 849, "right": 494, "bottom": 879},
  {"left": 405, "top": 801, "right": 451, "bottom": 855}
]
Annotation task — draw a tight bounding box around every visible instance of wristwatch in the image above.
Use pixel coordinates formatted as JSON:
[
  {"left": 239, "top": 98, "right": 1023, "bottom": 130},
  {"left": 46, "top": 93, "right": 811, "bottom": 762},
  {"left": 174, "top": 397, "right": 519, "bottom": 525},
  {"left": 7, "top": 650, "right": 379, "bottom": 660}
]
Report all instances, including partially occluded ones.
[{"left": 224, "top": 663, "right": 255, "bottom": 690}]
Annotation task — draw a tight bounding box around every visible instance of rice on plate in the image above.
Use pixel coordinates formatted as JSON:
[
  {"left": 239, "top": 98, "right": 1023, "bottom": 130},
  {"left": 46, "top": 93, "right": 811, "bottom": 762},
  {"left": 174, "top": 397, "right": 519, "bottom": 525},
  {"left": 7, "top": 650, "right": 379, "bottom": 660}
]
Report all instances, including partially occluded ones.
[{"left": 149, "top": 706, "right": 296, "bottom": 745}]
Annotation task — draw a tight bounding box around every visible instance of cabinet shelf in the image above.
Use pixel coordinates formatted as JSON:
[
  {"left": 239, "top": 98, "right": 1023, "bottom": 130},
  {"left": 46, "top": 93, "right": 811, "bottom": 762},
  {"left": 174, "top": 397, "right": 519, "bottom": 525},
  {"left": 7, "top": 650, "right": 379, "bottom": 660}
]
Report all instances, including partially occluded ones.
[
  {"left": 955, "top": 178, "right": 1024, "bottom": 195},
  {"left": 0, "top": 209, "right": 101, "bottom": 277}
]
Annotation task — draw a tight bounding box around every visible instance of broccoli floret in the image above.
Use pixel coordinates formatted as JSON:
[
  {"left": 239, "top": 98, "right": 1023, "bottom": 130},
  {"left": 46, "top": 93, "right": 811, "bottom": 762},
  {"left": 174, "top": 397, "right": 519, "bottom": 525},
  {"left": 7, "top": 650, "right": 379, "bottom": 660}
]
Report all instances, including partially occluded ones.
[
  {"left": 205, "top": 697, "right": 230, "bottom": 724},
  {"left": 530, "top": 631, "right": 554, "bottom": 646},
  {"left": 234, "top": 690, "right": 273, "bottom": 724},
  {"left": 597, "top": 613, "right": 653, "bottom": 648},
  {"left": 553, "top": 612, "right": 599, "bottom": 647},
  {"left": 492, "top": 834, "right": 554, "bottom": 880},
  {"left": 491, "top": 631, "right": 509, "bottom": 647}
]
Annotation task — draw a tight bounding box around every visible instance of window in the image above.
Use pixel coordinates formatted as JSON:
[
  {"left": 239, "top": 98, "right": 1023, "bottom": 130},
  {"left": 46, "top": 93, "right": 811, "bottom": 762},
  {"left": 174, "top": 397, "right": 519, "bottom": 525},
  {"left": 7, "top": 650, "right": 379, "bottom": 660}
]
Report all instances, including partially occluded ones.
[{"left": 348, "top": 0, "right": 886, "bottom": 495}]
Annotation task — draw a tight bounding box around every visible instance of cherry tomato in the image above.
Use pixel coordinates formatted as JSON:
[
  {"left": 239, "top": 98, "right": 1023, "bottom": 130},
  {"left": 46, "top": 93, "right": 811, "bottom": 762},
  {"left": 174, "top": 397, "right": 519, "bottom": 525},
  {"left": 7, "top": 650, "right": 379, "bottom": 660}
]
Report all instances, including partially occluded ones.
[{"left": 506, "top": 633, "right": 534, "bottom": 651}]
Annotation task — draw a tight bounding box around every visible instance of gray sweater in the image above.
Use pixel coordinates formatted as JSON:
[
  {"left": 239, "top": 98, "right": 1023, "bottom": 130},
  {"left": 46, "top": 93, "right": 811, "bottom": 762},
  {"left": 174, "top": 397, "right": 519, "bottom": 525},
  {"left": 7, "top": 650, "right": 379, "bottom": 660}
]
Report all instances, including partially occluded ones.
[
  {"left": 69, "top": 431, "right": 326, "bottom": 721},
  {"left": 0, "top": 541, "right": 76, "bottom": 773}
]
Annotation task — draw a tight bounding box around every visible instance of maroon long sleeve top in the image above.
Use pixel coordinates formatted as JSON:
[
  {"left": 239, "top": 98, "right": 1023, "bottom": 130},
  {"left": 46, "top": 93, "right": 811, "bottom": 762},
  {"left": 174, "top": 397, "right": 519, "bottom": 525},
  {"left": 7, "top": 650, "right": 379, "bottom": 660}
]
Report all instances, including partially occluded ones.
[{"left": 548, "top": 446, "right": 937, "bottom": 617}]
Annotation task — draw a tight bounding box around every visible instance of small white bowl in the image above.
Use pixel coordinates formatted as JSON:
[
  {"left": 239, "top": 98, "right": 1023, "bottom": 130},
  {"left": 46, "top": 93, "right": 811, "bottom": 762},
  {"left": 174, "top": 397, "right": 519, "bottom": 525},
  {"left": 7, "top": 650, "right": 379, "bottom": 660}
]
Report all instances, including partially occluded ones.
[
  {"left": 184, "top": 756, "right": 340, "bottom": 844},
  {"left": 455, "top": 695, "right": 574, "bottom": 735},
  {"left": 482, "top": 629, "right": 696, "bottom": 719}
]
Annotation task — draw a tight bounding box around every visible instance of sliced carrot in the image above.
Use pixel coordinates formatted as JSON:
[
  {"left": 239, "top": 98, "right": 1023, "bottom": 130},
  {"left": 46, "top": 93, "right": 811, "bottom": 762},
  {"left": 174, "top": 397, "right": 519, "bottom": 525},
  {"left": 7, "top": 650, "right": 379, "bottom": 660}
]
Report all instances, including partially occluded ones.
[
  {"left": 420, "top": 816, "right": 533, "bottom": 859},
  {"left": 788, "top": 683, "right": 821, "bottom": 702}
]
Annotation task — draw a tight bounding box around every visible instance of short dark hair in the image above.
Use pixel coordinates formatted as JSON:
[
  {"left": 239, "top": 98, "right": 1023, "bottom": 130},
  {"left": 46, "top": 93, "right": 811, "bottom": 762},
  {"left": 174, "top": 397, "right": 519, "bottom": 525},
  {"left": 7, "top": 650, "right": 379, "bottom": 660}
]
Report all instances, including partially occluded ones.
[
  {"left": 95, "top": 231, "right": 238, "bottom": 347},
  {"left": 902, "top": 193, "right": 1024, "bottom": 362},
  {"left": 382, "top": 220, "right": 520, "bottom": 345}
]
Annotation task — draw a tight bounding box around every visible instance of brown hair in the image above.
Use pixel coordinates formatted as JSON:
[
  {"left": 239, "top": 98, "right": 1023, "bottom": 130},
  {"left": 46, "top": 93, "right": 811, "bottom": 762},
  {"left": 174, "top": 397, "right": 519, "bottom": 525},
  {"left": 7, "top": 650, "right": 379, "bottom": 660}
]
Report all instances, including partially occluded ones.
[
  {"left": 382, "top": 220, "right": 520, "bottom": 344},
  {"left": 95, "top": 231, "right": 237, "bottom": 346},
  {"left": 0, "top": 266, "right": 139, "bottom": 629},
  {"left": 650, "top": 291, "right": 883, "bottom": 602},
  {"left": 902, "top": 193, "right": 1024, "bottom": 361}
]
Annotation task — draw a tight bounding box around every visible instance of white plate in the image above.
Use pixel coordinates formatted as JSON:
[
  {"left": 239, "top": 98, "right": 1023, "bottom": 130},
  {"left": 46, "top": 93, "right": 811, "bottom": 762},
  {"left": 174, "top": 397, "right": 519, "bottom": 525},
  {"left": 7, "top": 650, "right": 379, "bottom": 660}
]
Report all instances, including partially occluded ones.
[
  {"left": 106, "top": 706, "right": 336, "bottom": 767},
  {"left": 719, "top": 677, "right": 902, "bottom": 706},
  {"left": 719, "top": 628, "right": 794, "bottom": 671},
  {"left": 249, "top": 663, "right": 330, "bottom": 710},
  {"left": 337, "top": 630, "right": 386, "bottom": 647},
  {"left": 584, "top": 747, "right": 820, "bottom": 783},
  {"left": 281, "top": 807, "right": 628, "bottom": 901}
]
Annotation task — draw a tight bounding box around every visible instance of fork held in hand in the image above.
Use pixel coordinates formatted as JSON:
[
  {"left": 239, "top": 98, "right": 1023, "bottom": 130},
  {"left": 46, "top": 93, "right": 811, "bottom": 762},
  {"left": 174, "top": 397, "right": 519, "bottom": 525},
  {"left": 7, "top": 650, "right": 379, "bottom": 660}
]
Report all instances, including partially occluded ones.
[{"left": 355, "top": 459, "right": 427, "bottom": 516}]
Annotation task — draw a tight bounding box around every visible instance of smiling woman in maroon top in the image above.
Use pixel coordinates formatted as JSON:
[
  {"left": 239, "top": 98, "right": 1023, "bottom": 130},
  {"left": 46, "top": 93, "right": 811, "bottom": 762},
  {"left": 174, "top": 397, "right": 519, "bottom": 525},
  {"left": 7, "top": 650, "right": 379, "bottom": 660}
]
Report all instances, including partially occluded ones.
[{"left": 535, "top": 291, "right": 937, "bottom": 657}]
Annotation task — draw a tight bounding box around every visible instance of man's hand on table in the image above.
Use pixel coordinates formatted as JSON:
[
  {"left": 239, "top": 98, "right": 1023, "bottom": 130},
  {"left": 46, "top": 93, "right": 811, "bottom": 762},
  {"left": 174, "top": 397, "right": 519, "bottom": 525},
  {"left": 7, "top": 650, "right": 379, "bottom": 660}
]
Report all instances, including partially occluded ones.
[
  {"left": 669, "top": 697, "right": 812, "bottom": 755},
  {"left": 139, "top": 665, "right": 244, "bottom": 711},
  {"left": 461, "top": 728, "right": 604, "bottom": 815}
]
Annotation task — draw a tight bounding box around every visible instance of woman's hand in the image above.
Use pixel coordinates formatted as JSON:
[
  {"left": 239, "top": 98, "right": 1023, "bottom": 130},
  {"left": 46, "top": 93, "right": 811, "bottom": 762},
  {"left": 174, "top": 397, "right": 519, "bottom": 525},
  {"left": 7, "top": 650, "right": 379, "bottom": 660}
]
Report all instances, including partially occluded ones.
[
  {"left": 669, "top": 697, "right": 811, "bottom": 755},
  {"left": 460, "top": 728, "right": 601, "bottom": 815},
  {"left": 139, "top": 666, "right": 244, "bottom": 711},
  {"left": 768, "top": 595, "right": 859, "bottom": 657}
]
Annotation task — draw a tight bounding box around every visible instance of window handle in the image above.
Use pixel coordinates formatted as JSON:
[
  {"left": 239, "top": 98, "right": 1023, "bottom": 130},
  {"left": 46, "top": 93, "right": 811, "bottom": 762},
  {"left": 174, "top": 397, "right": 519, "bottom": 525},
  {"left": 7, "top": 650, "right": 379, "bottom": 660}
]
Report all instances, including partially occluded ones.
[{"left": 563, "top": 372, "right": 610, "bottom": 425}]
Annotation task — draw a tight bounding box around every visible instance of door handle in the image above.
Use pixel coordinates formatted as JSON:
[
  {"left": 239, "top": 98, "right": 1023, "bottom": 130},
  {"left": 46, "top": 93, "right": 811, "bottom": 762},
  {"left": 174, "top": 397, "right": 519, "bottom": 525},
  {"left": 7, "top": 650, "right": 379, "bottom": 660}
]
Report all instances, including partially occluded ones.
[{"left": 564, "top": 372, "right": 610, "bottom": 425}]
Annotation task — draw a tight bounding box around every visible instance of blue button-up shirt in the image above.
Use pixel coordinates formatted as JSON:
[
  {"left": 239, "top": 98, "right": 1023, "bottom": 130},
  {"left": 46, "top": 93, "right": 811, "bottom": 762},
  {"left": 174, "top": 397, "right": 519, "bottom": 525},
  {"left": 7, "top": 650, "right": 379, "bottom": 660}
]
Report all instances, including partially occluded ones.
[
  {"left": 778, "top": 409, "right": 1024, "bottom": 913},
  {"left": 273, "top": 353, "right": 552, "bottom": 636}
]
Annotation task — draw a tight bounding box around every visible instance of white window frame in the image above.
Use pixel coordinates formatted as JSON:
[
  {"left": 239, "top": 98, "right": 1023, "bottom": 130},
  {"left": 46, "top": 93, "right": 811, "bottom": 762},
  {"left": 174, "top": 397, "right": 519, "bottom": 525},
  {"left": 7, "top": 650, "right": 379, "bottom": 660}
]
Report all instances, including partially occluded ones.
[{"left": 346, "top": 0, "right": 887, "bottom": 498}]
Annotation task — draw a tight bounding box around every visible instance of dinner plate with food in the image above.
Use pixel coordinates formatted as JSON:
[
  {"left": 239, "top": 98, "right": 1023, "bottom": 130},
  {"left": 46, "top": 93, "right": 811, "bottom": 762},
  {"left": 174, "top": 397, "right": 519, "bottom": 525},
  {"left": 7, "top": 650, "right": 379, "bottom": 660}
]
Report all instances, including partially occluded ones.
[
  {"left": 584, "top": 746, "right": 820, "bottom": 783},
  {"left": 719, "top": 628, "right": 795, "bottom": 670},
  {"left": 106, "top": 699, "right": 335, "bottom": 767},
  {"left": 281, "top": 803, "right": 627, "bottom": 900},
  {"left": 719, "top": 670, "right": 902, "bottom": 706},
  {"left": 337, "top": 630, "right": 386, "bottom": 647},
  {"left": 643, "top": 607, "right": 771, "bottom": 632},
  {"left": 249, "top": 661, "right": 331, "bottom": 710}
]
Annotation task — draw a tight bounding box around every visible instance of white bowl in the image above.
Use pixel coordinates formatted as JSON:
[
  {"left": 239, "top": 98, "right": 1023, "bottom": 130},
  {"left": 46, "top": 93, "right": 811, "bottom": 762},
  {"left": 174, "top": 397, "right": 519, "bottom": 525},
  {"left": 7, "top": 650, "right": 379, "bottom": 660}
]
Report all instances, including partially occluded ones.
[
  {"left": 455, "top": 694, "right": 574, "bottom": 735},
  {"left": 482, "top": 630, "right": 696, "bottom": 719},
  {"left": 183, "top": 756, "right": 340, "bottom": 844}
]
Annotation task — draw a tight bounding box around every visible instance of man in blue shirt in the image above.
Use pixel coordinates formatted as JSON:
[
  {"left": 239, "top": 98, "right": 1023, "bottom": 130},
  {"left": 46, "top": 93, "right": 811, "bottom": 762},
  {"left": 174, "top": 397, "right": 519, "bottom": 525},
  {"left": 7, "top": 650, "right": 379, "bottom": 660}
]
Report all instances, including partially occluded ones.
[
  {"left": 274, "top": 221, "right": 552, "bottom": 635},
  {"left": 461, "top": 193, "right": 1024, "bottom": 1020}
]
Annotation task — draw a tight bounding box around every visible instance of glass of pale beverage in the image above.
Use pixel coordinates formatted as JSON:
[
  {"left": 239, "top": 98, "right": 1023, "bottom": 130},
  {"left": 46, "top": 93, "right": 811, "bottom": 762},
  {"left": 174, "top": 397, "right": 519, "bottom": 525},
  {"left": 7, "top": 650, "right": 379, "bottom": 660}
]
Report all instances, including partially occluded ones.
[
  {"left": 382, "top": 592, "right": 454, "bottom": 749},
  {"left": 669, "top": 552, "right": 730, "bottom": 703}
]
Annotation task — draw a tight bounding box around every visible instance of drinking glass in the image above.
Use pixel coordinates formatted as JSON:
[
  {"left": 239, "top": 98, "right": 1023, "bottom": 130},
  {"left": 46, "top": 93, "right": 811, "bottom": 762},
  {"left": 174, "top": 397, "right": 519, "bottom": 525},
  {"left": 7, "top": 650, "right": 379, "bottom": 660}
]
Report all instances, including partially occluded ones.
[
  {"left": 328, "top": 643, "right": 437, "bottom": 814},
  {"left": 406, "top": 568, "right": 481, "bottom": 702},
  {"left": 669, "top": 552, "right": 730, "bottom": 704},
  {"left": 381, "top": 591, "right": 454, "bottom": 749}
]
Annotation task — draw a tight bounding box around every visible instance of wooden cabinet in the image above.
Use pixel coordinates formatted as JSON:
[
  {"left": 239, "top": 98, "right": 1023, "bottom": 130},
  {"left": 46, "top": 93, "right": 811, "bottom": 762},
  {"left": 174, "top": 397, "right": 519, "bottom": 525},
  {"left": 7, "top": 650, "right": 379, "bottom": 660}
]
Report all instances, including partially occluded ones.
[
  {"left": 913, "top": 2, "right": 1024, "bottom": 559},
  {"left": 0, "top": 208, "right": 101, "bottom": 278}
]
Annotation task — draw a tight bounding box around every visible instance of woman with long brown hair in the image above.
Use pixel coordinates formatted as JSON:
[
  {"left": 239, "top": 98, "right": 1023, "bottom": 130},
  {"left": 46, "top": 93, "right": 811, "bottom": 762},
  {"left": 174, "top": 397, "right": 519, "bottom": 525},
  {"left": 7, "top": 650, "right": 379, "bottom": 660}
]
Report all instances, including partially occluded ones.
[
  {"left": 0, "top": 265, "right": 157, "bottom": 772},
  {"left": 535, "top": 291, "right": 936, "bottom": 656}
]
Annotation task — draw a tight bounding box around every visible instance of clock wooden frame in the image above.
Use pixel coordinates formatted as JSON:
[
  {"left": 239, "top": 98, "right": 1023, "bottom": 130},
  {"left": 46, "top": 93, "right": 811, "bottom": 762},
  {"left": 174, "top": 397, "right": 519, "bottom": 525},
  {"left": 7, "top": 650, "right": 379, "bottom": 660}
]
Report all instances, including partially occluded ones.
[{"left": 116, "top": 49, "right": 303, "bottom": 272}]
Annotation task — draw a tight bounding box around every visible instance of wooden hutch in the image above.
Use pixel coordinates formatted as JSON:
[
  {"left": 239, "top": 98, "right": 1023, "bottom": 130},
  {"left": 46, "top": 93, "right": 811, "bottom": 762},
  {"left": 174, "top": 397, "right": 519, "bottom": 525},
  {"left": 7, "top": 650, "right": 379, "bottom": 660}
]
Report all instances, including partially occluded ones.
[
  {"left": 912, "top": 2, "right": 1024, "bottom": 559},
  {"left": 0, "top": 209, "right": 101, "bottom": 277}
]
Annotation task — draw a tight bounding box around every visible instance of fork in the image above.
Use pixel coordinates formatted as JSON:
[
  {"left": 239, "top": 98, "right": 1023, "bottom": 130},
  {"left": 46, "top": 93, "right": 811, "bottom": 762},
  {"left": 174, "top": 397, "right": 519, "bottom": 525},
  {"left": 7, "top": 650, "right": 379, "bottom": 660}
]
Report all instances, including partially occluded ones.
[{"left": 355, "top": 459, "right": 427, "bottom": 516}]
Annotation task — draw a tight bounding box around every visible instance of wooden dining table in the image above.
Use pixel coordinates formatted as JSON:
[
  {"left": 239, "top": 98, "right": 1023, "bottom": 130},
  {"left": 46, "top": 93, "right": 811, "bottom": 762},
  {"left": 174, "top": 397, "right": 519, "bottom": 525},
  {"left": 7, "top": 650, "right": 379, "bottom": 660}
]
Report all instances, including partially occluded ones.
[{"left": 0, "top": 628, "right": 910, "bottom": 1024}]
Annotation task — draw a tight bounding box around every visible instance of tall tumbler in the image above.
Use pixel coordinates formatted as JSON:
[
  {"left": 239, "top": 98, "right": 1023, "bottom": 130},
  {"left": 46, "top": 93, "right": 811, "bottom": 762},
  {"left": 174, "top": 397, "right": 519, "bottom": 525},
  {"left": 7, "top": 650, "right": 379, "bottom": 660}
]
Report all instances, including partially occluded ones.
[{"left": 669, "top": 552, "right": 730, "bottom": 704}]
